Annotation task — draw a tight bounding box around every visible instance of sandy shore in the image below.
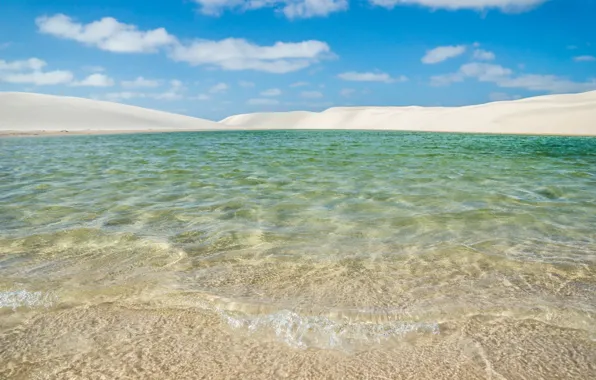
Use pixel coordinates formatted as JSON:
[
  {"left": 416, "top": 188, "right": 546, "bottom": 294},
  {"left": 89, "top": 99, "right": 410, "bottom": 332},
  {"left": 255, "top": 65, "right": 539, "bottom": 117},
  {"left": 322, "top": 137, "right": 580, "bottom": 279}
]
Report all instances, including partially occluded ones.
[
  {"left": 1, "top": 91, "right": 596, "bottom": 137},
  {"left": 0, "top": 129, "right": 221, "bottom": 138}
]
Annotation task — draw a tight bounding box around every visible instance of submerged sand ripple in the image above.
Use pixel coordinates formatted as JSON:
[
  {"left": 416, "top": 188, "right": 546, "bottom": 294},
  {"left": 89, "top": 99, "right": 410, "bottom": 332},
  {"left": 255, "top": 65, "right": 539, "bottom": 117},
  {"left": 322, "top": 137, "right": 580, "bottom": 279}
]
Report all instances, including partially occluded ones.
[{"left": 1, "top": 303, "right": 594, "bottom": 380}]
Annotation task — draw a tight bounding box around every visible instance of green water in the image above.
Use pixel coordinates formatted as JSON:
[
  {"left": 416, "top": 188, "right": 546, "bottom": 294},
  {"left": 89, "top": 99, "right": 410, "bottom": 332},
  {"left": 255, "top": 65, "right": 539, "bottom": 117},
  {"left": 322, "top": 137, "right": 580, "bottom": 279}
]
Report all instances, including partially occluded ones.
[{"left": 1, "top": 131, "right": 595, "bottom": 379}]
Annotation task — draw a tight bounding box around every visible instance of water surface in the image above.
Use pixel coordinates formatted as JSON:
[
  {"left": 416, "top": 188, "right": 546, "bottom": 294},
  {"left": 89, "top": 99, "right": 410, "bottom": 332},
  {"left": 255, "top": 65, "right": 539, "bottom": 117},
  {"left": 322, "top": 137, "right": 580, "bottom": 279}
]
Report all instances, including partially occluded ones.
[{"left": 1, "top": 131, "right": 595, "bottom": 379}]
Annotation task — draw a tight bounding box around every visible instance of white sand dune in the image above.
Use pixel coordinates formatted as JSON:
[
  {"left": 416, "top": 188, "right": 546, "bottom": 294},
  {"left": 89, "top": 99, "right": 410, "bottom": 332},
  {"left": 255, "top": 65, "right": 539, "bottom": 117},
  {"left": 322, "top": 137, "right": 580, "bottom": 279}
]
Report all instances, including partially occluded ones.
[
  {"left": 221, "top": 91, "right": 596, "bottom": 136},
  {"left": 0, "top": 92, "right": 219, "bottom": 135},
  {"left": 1, "top": 91, "right": 595, "bottom": 136}
]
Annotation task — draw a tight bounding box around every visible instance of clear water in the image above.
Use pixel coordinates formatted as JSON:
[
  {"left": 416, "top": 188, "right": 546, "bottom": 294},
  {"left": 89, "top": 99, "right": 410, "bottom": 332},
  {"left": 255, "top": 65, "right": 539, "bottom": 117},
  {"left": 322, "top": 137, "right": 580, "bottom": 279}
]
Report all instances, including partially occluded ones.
[{"left": 1, "top": 131, "right": 595, "bottom": 379}]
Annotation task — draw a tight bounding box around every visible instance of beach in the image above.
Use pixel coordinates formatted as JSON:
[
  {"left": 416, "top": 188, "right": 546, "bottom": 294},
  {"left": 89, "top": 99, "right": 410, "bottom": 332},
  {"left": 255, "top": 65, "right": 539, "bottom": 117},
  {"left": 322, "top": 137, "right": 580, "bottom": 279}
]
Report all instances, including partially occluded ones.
[{"left": 3, "top": 0, "right": 595, "bottom": 377}]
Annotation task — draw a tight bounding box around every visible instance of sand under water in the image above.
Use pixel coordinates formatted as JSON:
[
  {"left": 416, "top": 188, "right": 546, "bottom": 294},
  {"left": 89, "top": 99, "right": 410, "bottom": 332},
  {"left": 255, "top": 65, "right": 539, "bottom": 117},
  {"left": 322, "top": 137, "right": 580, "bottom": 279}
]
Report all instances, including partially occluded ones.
[{"left": 1, "top": 131, "right": 595, "bottom": 379}]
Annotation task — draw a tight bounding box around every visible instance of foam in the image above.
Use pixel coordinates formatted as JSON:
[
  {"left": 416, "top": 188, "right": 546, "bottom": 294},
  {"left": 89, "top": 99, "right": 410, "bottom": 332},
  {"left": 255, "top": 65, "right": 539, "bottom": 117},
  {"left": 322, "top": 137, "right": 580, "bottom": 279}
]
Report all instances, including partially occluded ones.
[
  {"left": 221, "top": 309, "right": 439, "bottom": 350},
  {"left": 0, "top": 290, "right": 54, "bottom": 310}
]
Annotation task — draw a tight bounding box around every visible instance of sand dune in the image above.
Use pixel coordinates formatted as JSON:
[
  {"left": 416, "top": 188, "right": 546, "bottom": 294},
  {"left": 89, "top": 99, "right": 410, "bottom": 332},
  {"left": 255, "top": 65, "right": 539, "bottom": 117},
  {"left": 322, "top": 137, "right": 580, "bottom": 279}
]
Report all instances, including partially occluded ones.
[
  {"left": 221, "top": 91, "right": 596, "bottom": 136},
  {"left": 1, "top": 91, "right": 595, "bottom": 136},
  {"left": 0, "top": 92, "right": 219, "bottom": 135}
]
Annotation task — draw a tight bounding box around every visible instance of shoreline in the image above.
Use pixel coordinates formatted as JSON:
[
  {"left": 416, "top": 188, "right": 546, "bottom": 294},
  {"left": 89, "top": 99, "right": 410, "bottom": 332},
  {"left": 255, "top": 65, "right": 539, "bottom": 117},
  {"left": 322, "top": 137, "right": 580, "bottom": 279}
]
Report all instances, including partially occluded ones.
[
  {"left": 0, "top": 129, "right": 221, "bottom": 138},
  {"left": 3, "top": 127, "right": 596, "bottom": 138}
]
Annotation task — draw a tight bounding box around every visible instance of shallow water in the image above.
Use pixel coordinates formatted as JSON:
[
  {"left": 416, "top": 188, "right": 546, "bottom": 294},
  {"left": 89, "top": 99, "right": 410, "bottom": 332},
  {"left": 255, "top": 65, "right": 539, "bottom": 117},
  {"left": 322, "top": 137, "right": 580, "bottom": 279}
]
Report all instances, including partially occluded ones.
[{"left": 1, "top": 131, "right": 595, "bottom": 379}]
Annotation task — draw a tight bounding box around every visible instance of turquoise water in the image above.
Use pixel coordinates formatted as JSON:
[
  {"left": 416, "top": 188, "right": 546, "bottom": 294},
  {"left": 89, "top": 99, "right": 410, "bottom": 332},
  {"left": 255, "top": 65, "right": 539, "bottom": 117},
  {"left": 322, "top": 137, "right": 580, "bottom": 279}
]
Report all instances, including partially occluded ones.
[{"left": 1, "top": 131, "right": 595, "bottom": 379}]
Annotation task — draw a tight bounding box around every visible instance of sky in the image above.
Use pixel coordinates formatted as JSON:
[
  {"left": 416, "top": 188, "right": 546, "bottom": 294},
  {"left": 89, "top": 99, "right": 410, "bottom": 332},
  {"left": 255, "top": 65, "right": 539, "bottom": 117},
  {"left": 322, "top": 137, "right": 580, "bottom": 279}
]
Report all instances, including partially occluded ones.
[{"left": 0, "top": 0, "right": 595, "bottom": 121}]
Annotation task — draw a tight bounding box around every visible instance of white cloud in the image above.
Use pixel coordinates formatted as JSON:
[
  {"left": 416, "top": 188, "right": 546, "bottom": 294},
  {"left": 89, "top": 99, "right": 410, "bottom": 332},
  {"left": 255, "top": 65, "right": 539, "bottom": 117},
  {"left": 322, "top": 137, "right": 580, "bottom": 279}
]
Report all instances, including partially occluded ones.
[
  {"left": 0, "top": 57, "right": 117, "bottom": 89},
  {"left": 340, "top": 88, "right": 356, "bottom": 97},
  {"left": 301, "top": 90, "right": 323, "bottom": 98},
  {"left": 574, "top": 55, "right": 596, "bottom": 62},
  {"left": 0, "top": 70, "right": 74, "bottom": 85},
  {"left": 338, "top": 71, "right": 407, "bottom": 83},
  {"left": 194, "top": 0, "right": 259, "bottom": 16},
  {"left": 284, "top": 100, "right": 334, "bottom": 108},
  {"left": 104, "top": 92, "right": 142, "bottom": 101},
  {"left": 238, "top": 80, "right": 255, "bottom": 87},
  {"left": 169, "top": 38, "right": 331, "bottom": 73},
  {"left": 430, "top": 72, "right": 465, "bottom": 86},
  {"left": 155, "top": 79, "right": 186, "bottom": 100},
  {"left": 170, "top": 79, "right": 184, "bottom": 89},
  {"left": 192, "top": 94, "right": 211, "bottom": 100},
  {"left": 432, "top": 62, "right": 596, "bottom": 93},
  {"left": 283, "top": 0, "right": 349, "bottom": 18},
  {"left": 193, "top": 0, "right": 348, "bottom": 19},
  {"left": 369, "top": 0, "right": 547, "bottom": 12},
  {"left": 122, "top": 76, "right": 161, "bottom": 88},
  {"left": 209, "top": 82, "right": 229, "bottom": 93},
  {"left": 247, "top": 98, "right": 280, "bottom": 105},
  {"left": 147, "top": 80, "right": 185, "bottom": 100},
  {"left": 260, "top": 88, "right": 282, "bottom": 96},
  {"left": 104, "top": 88, "right": 183, "bottom": 102},
  {"left": 460, "top": 62, "right": 513, "bottom": 81},
  {"left": 290, "top": 81, "right": 309, "bottom": 87},
  {"left": 422, "top": 45, "right": 466, "bottom": 64},
  {"left": 105, "top": 79, "right": 184, "bottom": 101},
  {"left": 72, "top": 73, "right": 114, "bottom": 87},
  {"left": 0, "top": 57, "right": 74, "bottom": 86},
  {"left": 36, "top": 14, "right": 176, "bottom": 53},
  {"left": 83, "top": 65, "right": 105, "bottom": 72},
  {"left": 0, "top": 58, "right": 46, "bottom": 71},
  {"left": 153, "top": 91, "right": 182, "bottom": 100},
  {"left": 489, "top": 92, "right": 521, "bottom": 101},
  {"left": 473, "top": 49, "right": 496, "bottom": 61},
  {"left": 37, "top": 14, "right": 332, "bottom": 74},
  {"left": 497, "top": 74, "right": 596, "bottom": 93},
  {"left": 151, "top": 80, "right": 185, "bottom": 100},
  {"left": 431, "top": 62, "right": 512, "bottom": 86}
]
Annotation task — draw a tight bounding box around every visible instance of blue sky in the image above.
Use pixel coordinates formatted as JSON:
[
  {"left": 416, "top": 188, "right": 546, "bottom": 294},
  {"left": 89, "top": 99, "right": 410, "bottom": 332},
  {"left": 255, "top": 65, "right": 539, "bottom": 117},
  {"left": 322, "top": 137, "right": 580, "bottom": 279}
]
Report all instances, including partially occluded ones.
[{"left": 0, "top": 0, "right": 595, "bottom": 120}]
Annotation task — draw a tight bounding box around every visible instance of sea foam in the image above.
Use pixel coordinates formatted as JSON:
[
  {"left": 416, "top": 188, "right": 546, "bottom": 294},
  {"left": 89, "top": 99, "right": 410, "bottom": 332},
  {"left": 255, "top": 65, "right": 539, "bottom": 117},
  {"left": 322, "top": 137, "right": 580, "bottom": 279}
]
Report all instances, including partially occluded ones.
[
  {"left": 221, "top": 309, "right": 439, "bottom": 350},
  {"left": 0, "top": 290, "right": 54, "bottom": 311}
]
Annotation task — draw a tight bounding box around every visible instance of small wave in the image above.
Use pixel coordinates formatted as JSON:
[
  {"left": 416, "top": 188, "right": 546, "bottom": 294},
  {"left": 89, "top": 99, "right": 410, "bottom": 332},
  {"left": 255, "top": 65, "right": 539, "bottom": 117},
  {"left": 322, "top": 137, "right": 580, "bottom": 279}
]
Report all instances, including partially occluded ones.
[
  {"left": 221, "top": 309, "right": 439, "bottom": 350},
  {"left": 0, "top": 290, "right": 55, "bottom": 311}
]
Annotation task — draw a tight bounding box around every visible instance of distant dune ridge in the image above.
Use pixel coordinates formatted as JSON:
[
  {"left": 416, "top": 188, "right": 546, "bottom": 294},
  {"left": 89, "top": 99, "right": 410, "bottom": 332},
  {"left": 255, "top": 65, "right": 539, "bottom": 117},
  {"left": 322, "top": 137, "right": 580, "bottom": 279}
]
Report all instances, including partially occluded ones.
[
  {"left": 1, "top": 91, "right": 595, "bottom": 136},
  {"left": 221, "top": 91, "right": 596, "bottom": 136}
]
